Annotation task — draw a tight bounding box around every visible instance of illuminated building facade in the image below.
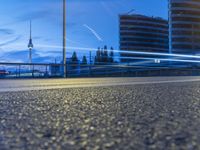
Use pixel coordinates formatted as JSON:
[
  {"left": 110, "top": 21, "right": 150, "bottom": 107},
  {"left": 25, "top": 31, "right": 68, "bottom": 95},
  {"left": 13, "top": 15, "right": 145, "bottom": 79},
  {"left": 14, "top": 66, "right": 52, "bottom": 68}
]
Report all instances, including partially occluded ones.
[
  {"left": 169, "top": 0, "right": 200, "bottom": 54},
  {"left": 119, "top": 14, "right": 169, "bottom": 62}
]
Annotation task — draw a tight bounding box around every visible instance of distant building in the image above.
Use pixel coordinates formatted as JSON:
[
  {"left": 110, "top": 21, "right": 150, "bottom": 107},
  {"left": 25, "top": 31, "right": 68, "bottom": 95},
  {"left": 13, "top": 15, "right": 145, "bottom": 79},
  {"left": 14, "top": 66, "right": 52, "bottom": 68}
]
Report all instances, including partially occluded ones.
[
  {"left": 169, "top": 0, "right": 200, "bottom": 54},
  {"left": 119, "top": 14, "right": 169, "bottom": 62}
]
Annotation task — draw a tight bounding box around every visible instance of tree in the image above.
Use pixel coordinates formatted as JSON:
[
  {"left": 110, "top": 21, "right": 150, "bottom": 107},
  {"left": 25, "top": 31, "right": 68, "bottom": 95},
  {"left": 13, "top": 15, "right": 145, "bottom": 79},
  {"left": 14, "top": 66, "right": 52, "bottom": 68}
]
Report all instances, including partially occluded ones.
[
  {"left": 103, "top": 45, "right": 108, "bottom": 62},
  {"left": 71, "top": 51, "right": 78, "bottom": 62},
  {"left": 109, "top": 47, "right": 114, "bottom": 63},
  {"left": 100, "top": 48, "right": 104, "bottom": 62},
  {"left": 94, "top": 46, "right": 114, "bottom": 64},
  {"left": 95, "top": 47, "right": 101, "bottom": 63},
  {"left": 104, "top": 45, "right": 107, "bottom": 50},
  {"left": 81, "top": 55, "right": 87, "bottom": 65}
]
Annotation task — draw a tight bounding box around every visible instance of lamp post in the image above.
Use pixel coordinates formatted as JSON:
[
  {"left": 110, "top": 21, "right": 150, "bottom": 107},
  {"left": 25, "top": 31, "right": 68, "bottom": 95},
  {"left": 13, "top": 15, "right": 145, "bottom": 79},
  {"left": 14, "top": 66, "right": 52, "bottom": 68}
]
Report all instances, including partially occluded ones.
[{"left": 63, "top": 0, "right": 66, "bottom": 78}]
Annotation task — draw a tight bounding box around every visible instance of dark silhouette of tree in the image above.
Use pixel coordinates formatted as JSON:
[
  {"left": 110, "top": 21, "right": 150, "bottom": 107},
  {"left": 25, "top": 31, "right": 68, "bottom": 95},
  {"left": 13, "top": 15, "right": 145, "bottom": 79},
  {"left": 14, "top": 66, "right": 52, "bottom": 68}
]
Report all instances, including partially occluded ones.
[
  {"left": 94, "top": 46, "right": 114, "bottom": 64},
  {"left": 103, "top": 45, "right": 108, "bottom": 62},
  {"left": 100, "top": 48, "right": 104, "bottom": 62},
  {"left": 70, "top": 51, "right": 79, "bottom": 75},
  {"left": 109, "top": 47, "right": 114, "bottom": 63},
  {"left": 81, "top": 55, "right": 87, "bottom": 65},
  {"left": 71, "top": 51, "right": 78, "bottom": 62},
  {"left": 95, "top": 47, "right": 101, "bottom": 63}
]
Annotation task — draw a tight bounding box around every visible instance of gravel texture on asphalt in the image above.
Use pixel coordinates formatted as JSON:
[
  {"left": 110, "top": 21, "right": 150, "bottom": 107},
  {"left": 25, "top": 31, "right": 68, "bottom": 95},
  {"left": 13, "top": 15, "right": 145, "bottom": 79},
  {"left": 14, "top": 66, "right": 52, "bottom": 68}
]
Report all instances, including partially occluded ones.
[{"left": 0, "top": 82, "right": 200, "bottom": 150}]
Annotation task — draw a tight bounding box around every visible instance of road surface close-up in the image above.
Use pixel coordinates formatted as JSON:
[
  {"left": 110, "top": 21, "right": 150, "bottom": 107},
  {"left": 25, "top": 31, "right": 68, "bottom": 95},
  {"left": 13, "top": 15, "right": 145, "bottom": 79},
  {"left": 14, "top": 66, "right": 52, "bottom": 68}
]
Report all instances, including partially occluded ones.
[{"left": 0, "top": 77, "right": 200, "bottom": 149}]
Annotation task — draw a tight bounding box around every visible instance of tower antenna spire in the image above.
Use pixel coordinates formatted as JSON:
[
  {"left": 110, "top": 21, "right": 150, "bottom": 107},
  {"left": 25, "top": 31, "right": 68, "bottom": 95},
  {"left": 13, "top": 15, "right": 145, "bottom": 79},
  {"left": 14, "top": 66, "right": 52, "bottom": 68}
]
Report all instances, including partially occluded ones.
[
  {"left": 30, "top": 20, "right": 32, "bottom": 39},
  {"left": 28, "top": 20, "right": 34, "bottom": 64}
]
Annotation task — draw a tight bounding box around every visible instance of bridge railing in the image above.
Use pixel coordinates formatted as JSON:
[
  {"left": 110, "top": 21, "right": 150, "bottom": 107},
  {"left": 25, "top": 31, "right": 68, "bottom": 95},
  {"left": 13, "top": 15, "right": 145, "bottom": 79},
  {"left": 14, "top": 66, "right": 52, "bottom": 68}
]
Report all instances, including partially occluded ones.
[
  {"left": 0, "top": 62, "right": 59, "bottom": 78},
  {"left": 0, "top": 61, "right": 200, "bottom": 78}
]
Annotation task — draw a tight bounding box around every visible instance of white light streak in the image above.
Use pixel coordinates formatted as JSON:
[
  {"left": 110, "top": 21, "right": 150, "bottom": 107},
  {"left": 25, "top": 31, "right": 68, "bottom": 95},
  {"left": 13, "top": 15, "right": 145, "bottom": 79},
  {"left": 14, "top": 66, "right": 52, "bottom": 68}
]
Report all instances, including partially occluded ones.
[
  {"left": 66, "top": 46, "right": 200, "bottom": 59},
  {"left": 83, "top": 24, "right": 103, "bottom": 41}
]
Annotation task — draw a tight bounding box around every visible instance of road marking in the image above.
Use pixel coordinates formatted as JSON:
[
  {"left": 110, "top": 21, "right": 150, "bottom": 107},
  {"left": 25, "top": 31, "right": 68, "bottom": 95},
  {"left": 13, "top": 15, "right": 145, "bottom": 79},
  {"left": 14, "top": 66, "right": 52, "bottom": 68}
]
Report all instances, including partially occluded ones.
[{"left": 0, "top": 77, "right": 200, "bottom": 92}]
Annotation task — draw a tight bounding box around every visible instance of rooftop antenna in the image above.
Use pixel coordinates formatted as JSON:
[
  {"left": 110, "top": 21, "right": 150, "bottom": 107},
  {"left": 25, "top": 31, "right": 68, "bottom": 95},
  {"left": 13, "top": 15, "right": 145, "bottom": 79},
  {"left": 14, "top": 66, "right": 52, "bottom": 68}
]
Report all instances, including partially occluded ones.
[{"left": 127, "top": 9, "right": 135, "bottom": 15}]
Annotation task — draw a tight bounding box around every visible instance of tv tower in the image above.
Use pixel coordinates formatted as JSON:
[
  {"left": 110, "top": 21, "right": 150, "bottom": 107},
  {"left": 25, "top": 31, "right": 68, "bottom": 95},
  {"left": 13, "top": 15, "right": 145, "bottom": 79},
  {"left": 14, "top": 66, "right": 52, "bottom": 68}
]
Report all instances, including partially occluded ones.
[{"left": 28, "top": 21, "right": 33, "bottom": 64}]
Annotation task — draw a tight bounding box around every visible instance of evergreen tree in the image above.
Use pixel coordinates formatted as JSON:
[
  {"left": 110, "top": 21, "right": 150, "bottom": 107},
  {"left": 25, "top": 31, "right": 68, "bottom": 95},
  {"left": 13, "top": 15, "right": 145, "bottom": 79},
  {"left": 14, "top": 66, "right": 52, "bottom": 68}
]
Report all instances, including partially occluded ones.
[
  {"left": 94, "top": 46, "right": 114, "bottom": 64},
  {"left": 81, "top": 55, "right": 87, "bottom": 65},
  {"left": 95, "top": 47, "right": 101, "bottom": 63},
  {"left": 104, "top": 45, "right": 107, "bottom": 50},
  {"left": 100, "top": 48, "right": 104, "bottom": 62},
  {"left": 71, "top": 51, "right": 78, "bottom": 62},
  {"left": 109, "top": 47, "right": 114, "bottom": 63},
  {"left": 70, "top": 51, "right": 79, "bottom": 74},
  {"left": 103, "top": 45, "right": 108, "bottom": 63}
]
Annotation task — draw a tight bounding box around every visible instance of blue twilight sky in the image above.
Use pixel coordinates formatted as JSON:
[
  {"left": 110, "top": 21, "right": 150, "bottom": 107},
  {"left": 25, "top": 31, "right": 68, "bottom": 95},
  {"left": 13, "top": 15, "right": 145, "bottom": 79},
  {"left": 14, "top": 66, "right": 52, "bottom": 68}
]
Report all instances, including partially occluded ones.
[{"left": 0, "top": 0, "right": 168, "bottom": 63}]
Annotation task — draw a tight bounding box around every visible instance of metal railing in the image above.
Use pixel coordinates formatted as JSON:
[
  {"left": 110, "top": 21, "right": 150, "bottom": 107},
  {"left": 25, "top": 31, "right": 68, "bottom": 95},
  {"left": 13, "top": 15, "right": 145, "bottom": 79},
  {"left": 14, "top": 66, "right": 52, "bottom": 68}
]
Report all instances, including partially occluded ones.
[
  {"left": 0, "top": 62, "right": 55, "bottom": 78},
  {"left": 0, "top": 61, "right": 200, "bottom": 79}
]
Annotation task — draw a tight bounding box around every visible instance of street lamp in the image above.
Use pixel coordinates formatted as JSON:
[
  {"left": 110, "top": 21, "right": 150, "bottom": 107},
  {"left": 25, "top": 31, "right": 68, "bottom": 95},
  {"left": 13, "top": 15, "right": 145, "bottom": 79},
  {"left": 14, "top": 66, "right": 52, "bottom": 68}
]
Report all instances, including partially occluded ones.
[{"left": 63, "top": 0, "right": 66, "bottom": 78}]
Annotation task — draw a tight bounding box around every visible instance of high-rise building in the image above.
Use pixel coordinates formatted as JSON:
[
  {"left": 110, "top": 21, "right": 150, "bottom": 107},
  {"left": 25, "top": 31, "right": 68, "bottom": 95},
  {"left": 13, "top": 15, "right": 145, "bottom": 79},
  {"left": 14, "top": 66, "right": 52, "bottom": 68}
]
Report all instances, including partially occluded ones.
[
  {"left": 119, "top": 14, "right": 169, "bottom": 62},
  {"left": 169, "top": 0, "right": 200, "bottom": 54}
]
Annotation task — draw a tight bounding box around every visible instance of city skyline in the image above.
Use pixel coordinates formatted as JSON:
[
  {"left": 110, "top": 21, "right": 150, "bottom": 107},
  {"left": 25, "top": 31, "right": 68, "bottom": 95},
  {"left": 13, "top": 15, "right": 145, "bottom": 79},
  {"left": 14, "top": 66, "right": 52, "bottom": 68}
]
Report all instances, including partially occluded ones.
[{"left": 0, "top": 0, "right": 168, "bottom": 63}]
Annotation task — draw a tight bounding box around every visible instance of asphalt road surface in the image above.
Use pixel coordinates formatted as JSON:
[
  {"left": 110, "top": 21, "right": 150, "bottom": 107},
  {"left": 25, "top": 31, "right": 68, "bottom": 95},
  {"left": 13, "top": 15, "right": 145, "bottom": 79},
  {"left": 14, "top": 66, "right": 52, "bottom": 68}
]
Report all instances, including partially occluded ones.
[
  {"left": 2, "top": 76, "right": 200, "bottom": 92},
  {"left": 0, "top": 77, "right": 200, "bottom": 149}
]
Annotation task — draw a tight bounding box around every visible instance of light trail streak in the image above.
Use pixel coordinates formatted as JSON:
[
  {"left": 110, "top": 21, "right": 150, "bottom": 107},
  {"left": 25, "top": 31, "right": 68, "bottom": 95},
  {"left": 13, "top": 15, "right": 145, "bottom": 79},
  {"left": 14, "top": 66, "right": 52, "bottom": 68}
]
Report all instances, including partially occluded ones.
[
  {"left": 7, "top": 44, "right": 200, "bottom": 60},
  {"left": 66, "top": 46, "right": 200, "bottom": 59},
  {"left": 2, "top": 43, "right": 200, "bottom": 64},
  {"left": 83, "top": 24, "right": 103, "bottom": 41},
  {"left": 119, "top": 56, "right": 200, "bottom": 63},
  {"left": 68, "top": 55, "right": 200, "bottom": 73}
]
